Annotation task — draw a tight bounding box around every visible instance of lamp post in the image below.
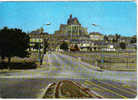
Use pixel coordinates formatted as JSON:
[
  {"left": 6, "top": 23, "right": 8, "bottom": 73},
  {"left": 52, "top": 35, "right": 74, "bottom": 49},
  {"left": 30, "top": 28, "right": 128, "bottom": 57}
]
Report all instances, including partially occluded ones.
[
  {"left": 38, "top": 27, "right": 44, "bottom": 65},
  {"left": 91, "top": 23, "right": 104, "bottom": 69},
  {"left": 39, "top": 40, "right": 43, "bottom": 65},
  {"left": 37, "top": 23, "right": 51, "bottom": 65},
  {"left": 41, "top": 23, "right": 51, "bottom": 65}
]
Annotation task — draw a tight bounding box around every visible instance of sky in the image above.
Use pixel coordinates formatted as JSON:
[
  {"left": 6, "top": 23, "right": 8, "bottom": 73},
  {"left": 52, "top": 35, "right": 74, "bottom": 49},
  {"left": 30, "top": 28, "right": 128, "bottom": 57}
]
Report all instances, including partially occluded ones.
[{"left": 0, "top": 1, "right": 136, "bottom": 36}]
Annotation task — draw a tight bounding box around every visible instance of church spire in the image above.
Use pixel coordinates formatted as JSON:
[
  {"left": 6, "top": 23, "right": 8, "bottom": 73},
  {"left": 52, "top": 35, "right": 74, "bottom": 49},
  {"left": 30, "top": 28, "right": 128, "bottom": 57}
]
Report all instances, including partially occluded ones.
[
  {"left": 67, "top": 14, "right": 80, "bottom": 25},
  {"left": 70, "top": 14, "right": 72, "bottom": 19},
  {"left": 67, "top": 14, "right": 73, "bottom": 25}
]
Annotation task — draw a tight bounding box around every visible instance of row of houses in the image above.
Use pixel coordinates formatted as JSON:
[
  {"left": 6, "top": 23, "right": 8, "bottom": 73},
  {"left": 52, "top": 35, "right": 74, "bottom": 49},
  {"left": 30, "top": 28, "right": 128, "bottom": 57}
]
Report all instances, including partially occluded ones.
[{"left": 69, "top": 39, "right": 116, "bottom": 52}]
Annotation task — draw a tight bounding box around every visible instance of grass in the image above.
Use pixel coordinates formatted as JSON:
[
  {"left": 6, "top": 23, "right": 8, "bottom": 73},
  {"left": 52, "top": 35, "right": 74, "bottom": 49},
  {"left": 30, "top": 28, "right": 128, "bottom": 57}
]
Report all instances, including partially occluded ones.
[
  {"left": 62, "top": 51, "right": 136, "bottom": 71},
  {"left": 0, "top": 62, "right": 37, "bottom": 70},
  {"left": 0, "top": 53, "right": 40, "bottom": 70},
  {"left": 60, "top": 82, "right": 90, "bottom": 98}
]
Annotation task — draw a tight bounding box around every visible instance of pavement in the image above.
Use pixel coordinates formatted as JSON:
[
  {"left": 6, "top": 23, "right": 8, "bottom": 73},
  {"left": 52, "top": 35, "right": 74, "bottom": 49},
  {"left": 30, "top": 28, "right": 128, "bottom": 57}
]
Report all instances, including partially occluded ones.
[{"left": 0, "top": 52, "right": 137, "bottom": 98}]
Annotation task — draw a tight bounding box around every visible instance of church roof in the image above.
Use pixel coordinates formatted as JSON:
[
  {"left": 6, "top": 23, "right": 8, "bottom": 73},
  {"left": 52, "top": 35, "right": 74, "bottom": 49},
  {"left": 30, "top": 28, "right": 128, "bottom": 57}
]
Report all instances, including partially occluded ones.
[{"left": 67, "top": 14, "right": 81, "bottom": 25}]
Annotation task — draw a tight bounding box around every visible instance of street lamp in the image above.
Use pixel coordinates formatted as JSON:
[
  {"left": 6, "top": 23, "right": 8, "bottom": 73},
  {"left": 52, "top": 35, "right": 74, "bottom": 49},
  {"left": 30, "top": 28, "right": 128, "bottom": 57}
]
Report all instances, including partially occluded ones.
[
  {"left": 91, "top": 23, "right": 104, "bottom": 69},
  {"left": 37, "top": 23, "right": 51, "bottom": 65},
  {"left": 43, "top": 23, "right": 51, "bottom": 50},
  {"left": 41, "top": 23, "right": 51, "bottom": 65},
  {"left": 43, "top": 22, "right": 51, "bottom": 26}
]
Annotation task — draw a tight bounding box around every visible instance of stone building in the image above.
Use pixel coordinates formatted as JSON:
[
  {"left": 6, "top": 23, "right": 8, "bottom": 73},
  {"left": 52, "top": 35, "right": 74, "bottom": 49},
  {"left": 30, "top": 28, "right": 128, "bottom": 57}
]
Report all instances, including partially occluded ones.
[{"left": 54, "top": 14, "right": 88, "bottom": 39}]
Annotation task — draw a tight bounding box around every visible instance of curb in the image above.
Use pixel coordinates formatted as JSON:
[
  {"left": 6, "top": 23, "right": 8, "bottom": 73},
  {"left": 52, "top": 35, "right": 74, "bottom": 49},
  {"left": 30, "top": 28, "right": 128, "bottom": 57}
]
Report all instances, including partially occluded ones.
[
  {"left": 56, "top": 80, "right": 103, "bottom": 98},
  {"left": 38, "top": 83, "right": 56, "bottom": 98},
  {"left": 40, "top": 80, "right": 103, "bottom": 98}
]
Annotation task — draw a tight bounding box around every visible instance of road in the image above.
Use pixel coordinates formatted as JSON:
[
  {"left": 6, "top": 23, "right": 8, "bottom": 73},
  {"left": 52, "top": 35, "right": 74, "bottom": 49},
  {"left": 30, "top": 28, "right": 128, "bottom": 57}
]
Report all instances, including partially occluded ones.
[{"left": 0, "top": 52, "right": 137, "bottom": 98}]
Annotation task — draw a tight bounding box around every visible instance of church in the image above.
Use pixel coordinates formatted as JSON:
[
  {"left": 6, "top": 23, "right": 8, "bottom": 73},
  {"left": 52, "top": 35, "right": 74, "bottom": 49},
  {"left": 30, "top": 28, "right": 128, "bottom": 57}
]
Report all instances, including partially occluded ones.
[{"left": 54, "top": 14, "right": 88, "bottom": 39}]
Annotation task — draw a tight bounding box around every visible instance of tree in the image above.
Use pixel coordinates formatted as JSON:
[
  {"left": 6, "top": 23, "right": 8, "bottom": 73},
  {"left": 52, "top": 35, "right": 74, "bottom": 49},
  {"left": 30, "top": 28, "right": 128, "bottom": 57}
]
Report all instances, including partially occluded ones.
[
  {"left": 60, "top": 41, "right": 68, "bottom": 51},
  {"left": 33, "top": 43, "right": 42, "bottom": 50},
  {"left": 112, "top": 38, "right": 116, "bottom": 43},
  {"left": 130, "top": 35, "right": 136, "bottom": 43},
  {"left": 0, "top": 27, "right": 30, "bottom": 63},
  {"left": 119, "top": 42, "right": 126, "bottom": 49},
  {"left": 104, "top": 35, "right": 108, "bottom": 42},
  {"left": 74, "top": 44, "right": 80, "bottom": 51},
  {"left": 115, "top": 34, "right": 121, "bottom": 43}
]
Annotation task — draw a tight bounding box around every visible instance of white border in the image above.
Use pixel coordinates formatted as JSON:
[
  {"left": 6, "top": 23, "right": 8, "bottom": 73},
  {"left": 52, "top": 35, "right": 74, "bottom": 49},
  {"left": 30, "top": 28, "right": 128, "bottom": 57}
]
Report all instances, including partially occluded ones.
[
  {"left": 0, "top": 0, "right": 136, "bottom": 1},
  {"left": 0, "top": 0, "right": 137, "bottom": 100}
]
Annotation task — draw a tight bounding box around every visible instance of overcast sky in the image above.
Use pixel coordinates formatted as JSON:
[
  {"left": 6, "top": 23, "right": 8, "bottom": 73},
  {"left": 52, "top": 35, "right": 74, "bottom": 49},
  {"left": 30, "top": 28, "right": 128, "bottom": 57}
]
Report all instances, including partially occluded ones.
[{"left": 0, "top": 1, "right": 136, "bottom": 36}]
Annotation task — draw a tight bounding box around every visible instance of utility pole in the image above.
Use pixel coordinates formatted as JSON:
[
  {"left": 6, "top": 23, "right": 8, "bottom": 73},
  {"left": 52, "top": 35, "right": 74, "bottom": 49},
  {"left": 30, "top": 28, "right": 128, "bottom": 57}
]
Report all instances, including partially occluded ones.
[
  {"left": 71, "top": 25, "right": 72, "bottom": 40},
  {"left": 127, "top": 51, "right": 129, "bottom": 68}
]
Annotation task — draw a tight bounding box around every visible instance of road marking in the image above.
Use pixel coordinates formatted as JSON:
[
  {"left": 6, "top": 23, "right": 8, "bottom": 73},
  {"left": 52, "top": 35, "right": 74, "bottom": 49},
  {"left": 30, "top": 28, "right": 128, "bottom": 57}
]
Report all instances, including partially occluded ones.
[
  {"left": 92, "top": 87, "right": 105, "bottom": 92},
  {"left": 121, "top": 84, "right": 137, "bottom": 93},
  {"left": 85, "top": 80, "right": 128, "bottom": 98},
  {"left": 98, "top": 80, "right": 137, "bottom": 95}
]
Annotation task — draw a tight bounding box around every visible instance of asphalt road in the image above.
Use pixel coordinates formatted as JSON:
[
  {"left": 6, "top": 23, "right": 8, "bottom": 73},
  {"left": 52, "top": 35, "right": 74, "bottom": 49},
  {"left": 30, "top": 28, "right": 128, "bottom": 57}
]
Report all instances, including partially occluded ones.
[{"left": 0, "top": 52, "right": 137, "bottom": 98}]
